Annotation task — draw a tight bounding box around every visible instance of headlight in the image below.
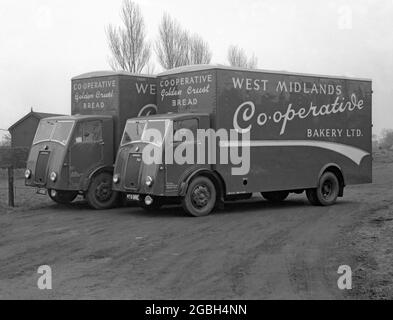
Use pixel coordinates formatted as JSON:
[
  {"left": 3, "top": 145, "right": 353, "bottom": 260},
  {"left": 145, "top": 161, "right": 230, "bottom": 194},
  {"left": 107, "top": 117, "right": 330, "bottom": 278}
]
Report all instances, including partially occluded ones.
[
  {"left": 50, "top": 172, "right": 57, "bottom": 182},
  {"left": 25, "top": 169, "right": 31, "bottom": 179},
  {"left": 145, "top": 176, "right": 153, "bottom": 187},
  {"left": 113, "top": 174, "right": 120, "bottom": 184}
]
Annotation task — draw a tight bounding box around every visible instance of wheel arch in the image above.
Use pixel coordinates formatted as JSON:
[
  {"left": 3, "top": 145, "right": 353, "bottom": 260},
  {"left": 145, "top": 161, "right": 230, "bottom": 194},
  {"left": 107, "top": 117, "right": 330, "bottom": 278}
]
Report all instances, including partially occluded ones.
[
  {"left": 81, "top": 165, "right": 114, "bottom": 191},
  {"left": 318, "top": 163, "right": 345, "bottom": 197},
  {"left": 179, "top": 169, "right": 226, "bottom": 203}
]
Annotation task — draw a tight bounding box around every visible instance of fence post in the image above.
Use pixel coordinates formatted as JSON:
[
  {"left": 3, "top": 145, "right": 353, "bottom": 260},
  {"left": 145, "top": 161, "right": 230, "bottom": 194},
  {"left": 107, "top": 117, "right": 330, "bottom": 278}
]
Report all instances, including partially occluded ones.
[{"left": 8, "top": 166, "right": 14, "bottom": 207}]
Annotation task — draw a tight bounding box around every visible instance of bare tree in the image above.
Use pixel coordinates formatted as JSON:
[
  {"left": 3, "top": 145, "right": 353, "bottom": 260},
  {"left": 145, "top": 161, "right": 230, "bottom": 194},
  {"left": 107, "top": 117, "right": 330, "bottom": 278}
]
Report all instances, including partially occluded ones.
[
  {"left": 189, "top": 35, "right": 212, "bottom": 65},
  {"left": 106, "top": 0, "right": 151, "bottom": 73},
  {"left": 247, "top": 53, "right": 258, "bottom": 69},
  {"left": 156, "top": 14, "right": 212, "bottom": 69},
  {"left": 144, "top": 62, "right": 156, "bottom": 75},
  {"left": 0, "top": 133, "right": 11, "bottom": 147},
  {"left": 380, "top": 128, "right": 393, "bottom": 149},
  {"left": 155, "top": 14, "right": 188, "bottom": 69},
  {"left": 227, "top": 45, "right": 258, "bottom": 69}
]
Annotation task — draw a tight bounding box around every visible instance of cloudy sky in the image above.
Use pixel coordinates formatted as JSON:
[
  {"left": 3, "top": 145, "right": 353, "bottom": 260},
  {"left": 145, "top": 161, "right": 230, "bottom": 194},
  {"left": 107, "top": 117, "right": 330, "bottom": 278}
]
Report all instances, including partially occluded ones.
[{"left": 0, "top": 0, "right": 392, "bottom": 138}]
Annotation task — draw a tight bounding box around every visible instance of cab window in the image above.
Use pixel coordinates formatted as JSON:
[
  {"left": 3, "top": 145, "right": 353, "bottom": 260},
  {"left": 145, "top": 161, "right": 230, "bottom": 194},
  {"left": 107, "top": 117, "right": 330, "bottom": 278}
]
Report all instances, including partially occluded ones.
[
  {"left": 74, "top": 120, "right": 102, "bottom": 143},
  {"left": 173, "top": 119, "right": 198, "bottom": 142}
]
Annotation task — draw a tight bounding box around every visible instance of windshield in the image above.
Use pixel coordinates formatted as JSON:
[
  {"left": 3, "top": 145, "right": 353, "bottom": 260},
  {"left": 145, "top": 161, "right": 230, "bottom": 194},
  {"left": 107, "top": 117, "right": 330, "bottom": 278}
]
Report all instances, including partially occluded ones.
[
  {"left": 142, "top": 120, "right": 167, "bottom": 145},
  {"left": 121, "top": 120, "right": 167, "bottom": 146},
  {"left": 33, "top": 120, "right": 74, "bottom": 145},
  {"left": 51, "top": 121, "right": 74, "bottom": 144},
  {"left": 121, "top": 121, "right": 146, "bottom": 146},
  {"left": 33, "top": 120, "right": 56, "bottom": 143}
]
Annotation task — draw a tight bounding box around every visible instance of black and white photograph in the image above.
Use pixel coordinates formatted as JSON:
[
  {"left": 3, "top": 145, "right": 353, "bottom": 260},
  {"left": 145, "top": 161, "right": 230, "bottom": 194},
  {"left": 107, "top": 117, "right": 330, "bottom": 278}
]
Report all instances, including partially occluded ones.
[{"left": 0, "top": 0, "right": 392, "bottom": 305}]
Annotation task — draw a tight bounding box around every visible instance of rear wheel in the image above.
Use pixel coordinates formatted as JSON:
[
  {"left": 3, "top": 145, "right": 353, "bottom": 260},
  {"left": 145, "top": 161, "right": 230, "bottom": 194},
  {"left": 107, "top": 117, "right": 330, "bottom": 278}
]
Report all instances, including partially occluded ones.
[
  {"left": 261, "top": 191, "right": 289, "bottom": 202},
  {"left": 49, "top": 189, "right": 78, "bottom": 205},
  {"left": 306, "top": 171, "right": 340, "bottom": 206},
  {"left": 182, "top": 176, "right": 216, "bottom": 217},
  {"left": 86, "top": 172, "right": 119, "bottom": 210}
]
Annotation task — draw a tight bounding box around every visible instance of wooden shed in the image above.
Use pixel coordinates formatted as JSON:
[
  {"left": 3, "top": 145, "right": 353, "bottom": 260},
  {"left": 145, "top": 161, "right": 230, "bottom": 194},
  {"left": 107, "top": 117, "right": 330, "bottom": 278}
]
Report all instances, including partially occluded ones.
[{"left": 8, "top": 109, "right": 64, "bottom": 149}]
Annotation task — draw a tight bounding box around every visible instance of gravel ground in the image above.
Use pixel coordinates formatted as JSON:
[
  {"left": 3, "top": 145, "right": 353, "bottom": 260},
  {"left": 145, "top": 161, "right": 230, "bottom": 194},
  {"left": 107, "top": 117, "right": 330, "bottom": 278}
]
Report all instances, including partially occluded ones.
[{"left": 0, "top": 152, "right": 392, "bottom": 299}]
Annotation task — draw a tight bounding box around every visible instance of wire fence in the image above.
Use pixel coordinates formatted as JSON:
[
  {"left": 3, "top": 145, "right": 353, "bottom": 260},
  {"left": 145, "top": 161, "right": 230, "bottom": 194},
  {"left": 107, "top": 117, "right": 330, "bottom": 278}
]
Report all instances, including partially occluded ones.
[
  {"left": 0, "top": 147, "right": 29, "bottom": 169},
  {"left": 0, "top": 147, "right": 30, "bottom": 208},
  {"left": 0, "top": 174, "right": 52, "bottom": 210}
]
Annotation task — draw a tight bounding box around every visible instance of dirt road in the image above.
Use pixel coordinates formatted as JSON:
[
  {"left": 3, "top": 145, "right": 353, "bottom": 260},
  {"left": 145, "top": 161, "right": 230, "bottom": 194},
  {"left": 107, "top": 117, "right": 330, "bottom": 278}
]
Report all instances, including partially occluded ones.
[{"left": 0, "top": 160, "right": 392, "bottom": 299}]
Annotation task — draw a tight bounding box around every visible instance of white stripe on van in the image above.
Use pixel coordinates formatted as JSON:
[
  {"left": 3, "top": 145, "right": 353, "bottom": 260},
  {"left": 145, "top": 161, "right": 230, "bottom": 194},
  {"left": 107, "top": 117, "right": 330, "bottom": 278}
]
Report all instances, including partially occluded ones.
[{"left": 219, "top": 140, "right": 369, "bottom": 165}]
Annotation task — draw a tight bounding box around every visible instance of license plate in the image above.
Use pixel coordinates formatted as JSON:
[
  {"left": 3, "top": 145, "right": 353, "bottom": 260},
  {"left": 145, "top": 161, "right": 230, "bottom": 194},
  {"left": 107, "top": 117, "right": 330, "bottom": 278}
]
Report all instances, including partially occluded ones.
[
  {"left": 36, "top": 188, "right": 47, "bottom": 195},
  {"left": 127, "top": 194, "right": 139, "bottom": 201}
]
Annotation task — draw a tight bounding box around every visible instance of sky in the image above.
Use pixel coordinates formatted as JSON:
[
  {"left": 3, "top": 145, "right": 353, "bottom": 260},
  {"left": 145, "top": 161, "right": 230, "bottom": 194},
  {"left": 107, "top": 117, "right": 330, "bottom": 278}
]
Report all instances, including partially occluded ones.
[{"left": 0, "top": 0, "right": 392, "bottom": 139}]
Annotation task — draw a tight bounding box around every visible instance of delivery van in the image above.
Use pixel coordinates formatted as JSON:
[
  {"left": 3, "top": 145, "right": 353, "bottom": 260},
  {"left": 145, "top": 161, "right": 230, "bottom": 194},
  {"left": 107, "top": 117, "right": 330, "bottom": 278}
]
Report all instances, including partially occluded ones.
[
  {"left": 25, "top": 71, "right": 157, "bottom": 209},
  {"left": 112, "top": 65, "right": 372, "bottom": 216}
]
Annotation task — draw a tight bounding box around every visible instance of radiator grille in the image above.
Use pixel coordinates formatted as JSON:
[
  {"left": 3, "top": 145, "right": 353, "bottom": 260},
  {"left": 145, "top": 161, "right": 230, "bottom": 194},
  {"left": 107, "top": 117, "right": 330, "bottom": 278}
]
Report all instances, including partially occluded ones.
[
  {"left": 124, "top": 153, "right": 142, "bottom": 190},
  {"left": 34, "top": 151, "right": 50, "bottom": 185}
]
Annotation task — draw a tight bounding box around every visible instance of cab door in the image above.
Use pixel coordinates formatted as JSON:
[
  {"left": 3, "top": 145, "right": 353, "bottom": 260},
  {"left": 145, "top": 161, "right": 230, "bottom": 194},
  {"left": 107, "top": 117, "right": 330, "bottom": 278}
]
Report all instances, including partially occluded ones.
[
  {"left": 164, "top": 118, "right": 200, "bottom": 194},
  {"left": 69, "top": 120, "right": 105, "bottom": 187}
]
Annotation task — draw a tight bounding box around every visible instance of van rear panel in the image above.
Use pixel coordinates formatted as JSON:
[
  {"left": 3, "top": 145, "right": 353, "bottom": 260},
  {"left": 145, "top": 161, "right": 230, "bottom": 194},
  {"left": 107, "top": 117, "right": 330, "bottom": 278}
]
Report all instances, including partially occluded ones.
[{"left": 216, "top": 69, "right": 372, "bottom": 194}]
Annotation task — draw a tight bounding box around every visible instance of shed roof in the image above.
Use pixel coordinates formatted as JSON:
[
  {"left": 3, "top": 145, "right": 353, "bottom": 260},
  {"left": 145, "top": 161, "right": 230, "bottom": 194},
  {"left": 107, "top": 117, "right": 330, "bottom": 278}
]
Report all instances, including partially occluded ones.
[{"left": 8, "top": 110, "right": 65, "bottom": 131}]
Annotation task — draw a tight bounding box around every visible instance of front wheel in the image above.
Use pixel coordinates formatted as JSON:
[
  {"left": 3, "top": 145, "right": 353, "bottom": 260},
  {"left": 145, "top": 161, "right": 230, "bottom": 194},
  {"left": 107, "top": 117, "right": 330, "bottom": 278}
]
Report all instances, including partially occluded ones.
[
  {"left": 182, "top": 176, "right": 216, "bottom": 217},
  {"left": 306, "top": 171, "right": 340, "bottom": 206},
  {"left": 86, "top": 172, "right": 119, "bottom": 210},
  {"left": 49, "top": 189, "right": 78, "bottom": 205}
]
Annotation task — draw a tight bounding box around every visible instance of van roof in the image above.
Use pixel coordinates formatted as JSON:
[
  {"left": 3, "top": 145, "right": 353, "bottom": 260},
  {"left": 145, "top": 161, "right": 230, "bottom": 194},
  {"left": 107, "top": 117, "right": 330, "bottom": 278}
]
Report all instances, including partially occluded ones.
[
  {"left": 158, "top": 64, "right": 372, "bottom": 82},
  {"left": 42, "top": 115, "right": 113, "bottom": 121},
  {"left": 129, "top": 112, "right": 210, "bottom": 122},
  {"left": 72, "top": 70, "right": 155, "bottom": 80}
]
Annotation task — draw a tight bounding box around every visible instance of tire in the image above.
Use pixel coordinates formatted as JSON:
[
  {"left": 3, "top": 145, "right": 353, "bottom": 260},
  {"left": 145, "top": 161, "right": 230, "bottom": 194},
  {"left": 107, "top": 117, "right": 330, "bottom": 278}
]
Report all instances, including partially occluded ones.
[
  {"left": 139, "top": 195, "right": 162, "bottom": 211},
  {"left": 306, "top": 188, "right": 320, "bottom": 206},
  {"left": 48, "top": 189, "right": 78, "bottom": 205},
  {"left": 182, "top": 176, "right": 216, "bottom": 217},
  {"left": 306, "top": 171, "right": 340, "bottom": 206},
  {"left": 261, "top": 191, "right": 289, "bottom": 202},
  {"left": 86, "top": 172, "right": 119, "bottom": 210}
]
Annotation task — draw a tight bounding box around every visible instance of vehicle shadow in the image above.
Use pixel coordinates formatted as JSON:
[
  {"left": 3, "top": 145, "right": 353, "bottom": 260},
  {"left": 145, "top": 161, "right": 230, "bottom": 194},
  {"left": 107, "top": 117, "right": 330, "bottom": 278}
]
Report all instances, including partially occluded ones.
[
  {"left": 216, "top": 198, "right": 308, "bottom": 214},
  {"left": 129, "top": 196, "right": 357, "bottom": 218},
  {"left": 120, "top": 197, "right": 311, "bottom": 218},
  {"left": 46, "top": 195, "right": 355, "bottom": 218},
  {"left": 46, "top": 198, "right": 140, "bottom": 211}
]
